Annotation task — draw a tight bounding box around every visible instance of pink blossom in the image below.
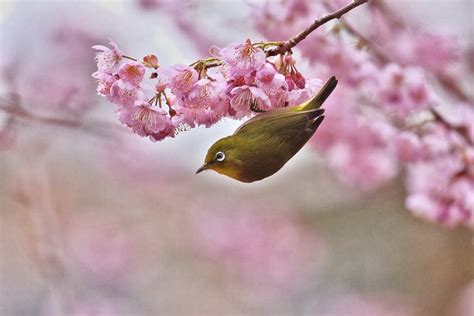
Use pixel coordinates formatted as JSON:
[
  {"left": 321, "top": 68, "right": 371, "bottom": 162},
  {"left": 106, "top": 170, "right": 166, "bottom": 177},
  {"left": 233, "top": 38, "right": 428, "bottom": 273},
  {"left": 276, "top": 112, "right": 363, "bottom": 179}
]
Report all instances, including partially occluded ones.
[
  {"left": 377, "top": 64, "right": 432, "bottom": 117},
  {"left": 92, "top": 71, "right": 117, "bottom": 97},
  {"left": 117, "top": 61, "right": 145, "bottom": 86},
  {"left": 175, "top": 79, "right": 228, "bottom": 127},
  {"left": 420, "top": 123, "right": 455, "bottom": 157},
  {"left": 109, "top": 79, "right": 146, "bottom": 107},
  {"left": 256, "top": 63, "right": 277, "bottom": 83},
  {"left": 119, "top": 100, "right": 175, "bottom": 141},
  {"left": 312, "top": 93, "right": 399, "bottom": 191},
  {"left": 401, "top": 118, "right": 474, "bottom": 229},
  {"left": 257, "top": 72, "right": 288, "bottom": 108},
  {"left": 155, "top": 65, "right": 175, "bottom": 92},
  {"left": 252, "top": 0, "right": 323, "bottom": 43},
  {"left": 411, "top": 33, "right": 459, "bottom": 72},
  {"left": 92, "top": 39, "right": 122, "bottom": 73},
  {"left": 328, "top": 45, "right": 378, "bottom": 87},
  {"left": 230, "top": 85, "right": 271, "bottom": 117},
  {"left": 326, "top": 141, "right": 399, "bottom": 191},
  {"left": 381, "top": 31, "right": 460, "bottom": 73},
  {"left": 405, "top": 156, "right": 472, "bottom": 228},
  {"left": 287, "top": 78, "right": 322, "bottom": 106},
  {"left": 219, "top": 39, "right": 266, "bottom": 78},
  {"left": 394, "top": 131, "right": 422, "bottom": 162},
  {"left": 167, "top": 64, "right": 199, "bottom": 94},
  {"left": 441, "top": 102, "right": 474, "bottom": 143}
]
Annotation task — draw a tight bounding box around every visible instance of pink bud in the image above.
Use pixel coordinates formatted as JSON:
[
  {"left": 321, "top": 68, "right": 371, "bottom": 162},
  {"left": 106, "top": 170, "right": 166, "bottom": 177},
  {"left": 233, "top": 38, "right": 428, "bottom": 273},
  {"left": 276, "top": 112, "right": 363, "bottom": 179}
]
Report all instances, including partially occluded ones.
[
  {"left": 143, "top": 54, "right": 159, "bottom": 68},
  {"left": 292, "top": 71, "right": 306, "bottom": 89},
  {"left": 285, "top": 75, "right": 295, "bottom": 91}
]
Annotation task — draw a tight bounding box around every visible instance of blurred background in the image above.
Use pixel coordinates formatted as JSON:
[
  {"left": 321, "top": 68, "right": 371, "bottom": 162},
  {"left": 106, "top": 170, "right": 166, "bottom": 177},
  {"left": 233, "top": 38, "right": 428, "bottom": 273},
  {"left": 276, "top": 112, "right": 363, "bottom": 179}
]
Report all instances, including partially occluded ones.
[{"left": 0, "top": 0, "right": 473, "bottom": 315}]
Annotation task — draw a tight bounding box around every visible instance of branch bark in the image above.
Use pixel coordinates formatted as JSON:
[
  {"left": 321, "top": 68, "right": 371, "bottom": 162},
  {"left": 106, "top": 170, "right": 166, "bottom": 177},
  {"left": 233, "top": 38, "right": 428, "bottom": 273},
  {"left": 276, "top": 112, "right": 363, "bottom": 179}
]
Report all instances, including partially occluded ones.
[
  {"left": 266, "top": 0, "right": 370, "bottom": 57},
  {"left": 0, "top": 99, "right": 125, "bottom": 139},
  {"left": 368, "top": 0, "right": 471, "bottom": 103}
]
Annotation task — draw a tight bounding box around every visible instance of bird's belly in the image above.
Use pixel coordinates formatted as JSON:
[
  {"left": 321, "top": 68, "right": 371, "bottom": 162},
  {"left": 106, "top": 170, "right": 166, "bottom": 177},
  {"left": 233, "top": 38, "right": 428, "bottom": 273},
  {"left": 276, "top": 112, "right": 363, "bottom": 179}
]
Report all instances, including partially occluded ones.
[{"left": 240, "top": 152, "right": 291, "bottom": 182}]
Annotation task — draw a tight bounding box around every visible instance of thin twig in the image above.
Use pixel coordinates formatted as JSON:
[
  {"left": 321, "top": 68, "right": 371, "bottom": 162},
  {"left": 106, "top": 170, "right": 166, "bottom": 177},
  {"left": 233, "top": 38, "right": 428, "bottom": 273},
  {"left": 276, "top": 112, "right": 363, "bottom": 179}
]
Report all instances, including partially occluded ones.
[
  {"left": 370, "top": 0, "right": 471, "bottom": 103},
  {"left": 0, "top": 100, "right": 125, "bottom": 139},
  {"left": 322, "top": 2, "right": 472, "bottom": 144},
  {"left": 435, "top": 72, "right": 471, "bottom": 103},
  {"left": 323, "top": 1, "right": 389, "bottom": 64},
  {"left": 266, "top": 0, "right": 370, "bottom": 57},
  {"left": 430, "top": 108, "right": 472, "bottom": 145}
]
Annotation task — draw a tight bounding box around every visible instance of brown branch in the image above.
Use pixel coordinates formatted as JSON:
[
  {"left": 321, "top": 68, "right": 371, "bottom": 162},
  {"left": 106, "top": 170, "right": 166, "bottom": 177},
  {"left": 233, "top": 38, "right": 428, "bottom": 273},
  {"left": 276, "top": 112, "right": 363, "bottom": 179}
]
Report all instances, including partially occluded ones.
[
  {"left": 370, "top": 0, "right": 471, "bottom": 103},
  {"left": 0, "top": 100, "right": 125, "bottom": 139},
  {"left": 434, "top": 72, "right": 470, "bottom": 103},
  {"left": 430, "top": 108, "right": 472, "bottom": 145},
  {"left": 266, "top": 0, "right": 370, "bottom": 57},
  {"left": 321, "top": 3, "right": 472, "bottom": 144},
  {"left": 323, "top": 1, "right": 390, "bottom": 64}
]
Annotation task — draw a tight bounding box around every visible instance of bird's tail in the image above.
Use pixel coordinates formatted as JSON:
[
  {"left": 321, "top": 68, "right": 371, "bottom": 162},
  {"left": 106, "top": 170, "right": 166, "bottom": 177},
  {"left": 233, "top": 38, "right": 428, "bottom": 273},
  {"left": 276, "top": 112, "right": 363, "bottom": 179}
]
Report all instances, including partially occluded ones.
[{"left": 302, "top": 76, "right": 338, "bottom": 110}]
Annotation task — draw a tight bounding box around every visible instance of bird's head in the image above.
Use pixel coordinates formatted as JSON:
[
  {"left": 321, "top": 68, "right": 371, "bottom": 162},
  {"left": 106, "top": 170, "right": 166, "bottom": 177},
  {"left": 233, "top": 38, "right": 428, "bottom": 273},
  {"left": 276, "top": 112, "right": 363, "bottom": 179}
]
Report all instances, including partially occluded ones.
[{"left": 196, "top": 136, "right": 245, "bottom": 181}]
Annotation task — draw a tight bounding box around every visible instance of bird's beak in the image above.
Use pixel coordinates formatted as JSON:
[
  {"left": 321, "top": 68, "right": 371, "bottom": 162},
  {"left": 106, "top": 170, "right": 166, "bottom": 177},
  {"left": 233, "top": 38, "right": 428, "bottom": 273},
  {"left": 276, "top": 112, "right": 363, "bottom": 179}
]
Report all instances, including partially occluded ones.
[{"left": 195, "top": 163, "right": 209, "bottom": 174}]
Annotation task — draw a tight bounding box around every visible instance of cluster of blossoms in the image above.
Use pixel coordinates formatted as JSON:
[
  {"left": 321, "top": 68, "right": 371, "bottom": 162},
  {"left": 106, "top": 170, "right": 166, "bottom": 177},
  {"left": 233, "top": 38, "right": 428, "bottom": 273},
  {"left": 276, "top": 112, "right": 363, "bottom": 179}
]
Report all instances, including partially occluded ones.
[
  {"left": 253, "top": 0, "right": 473, "bottom": 229},
  {"left": 92, "top": 0, "right": 474, "bottom": 230},
  {"left": 399, "top": 106, "right": 474, "bottom": 228},
  {"left": 92, "top": 39, "right": 318, "bottom": 141}
]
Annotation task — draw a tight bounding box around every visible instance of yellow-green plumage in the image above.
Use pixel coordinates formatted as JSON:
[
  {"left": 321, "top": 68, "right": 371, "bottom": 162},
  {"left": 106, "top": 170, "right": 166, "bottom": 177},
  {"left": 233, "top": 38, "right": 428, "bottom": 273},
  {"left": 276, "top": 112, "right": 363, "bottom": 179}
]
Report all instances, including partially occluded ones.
[{"left": 196, "top": 76, "right": 338, "bottom": 182}]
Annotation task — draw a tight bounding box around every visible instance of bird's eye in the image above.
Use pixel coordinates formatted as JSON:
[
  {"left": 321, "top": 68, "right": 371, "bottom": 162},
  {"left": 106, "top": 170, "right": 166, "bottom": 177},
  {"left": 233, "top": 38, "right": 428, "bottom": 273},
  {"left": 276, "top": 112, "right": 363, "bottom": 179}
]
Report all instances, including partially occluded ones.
[{"left": 215, "top": 151, "right": 225, "bottom": 162}]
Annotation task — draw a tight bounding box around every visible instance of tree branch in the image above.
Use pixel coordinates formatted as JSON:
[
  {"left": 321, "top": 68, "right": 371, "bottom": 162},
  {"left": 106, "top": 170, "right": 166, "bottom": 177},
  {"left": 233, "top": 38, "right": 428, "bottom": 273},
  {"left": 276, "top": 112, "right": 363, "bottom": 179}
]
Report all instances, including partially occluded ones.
[
  {"left": 323, "top": 1, "right": 390, "bottom": 64},
  {"left": 266, "top": 0, "right": 370, "bottom": 57},
  {"left": 369, "top": 0, "right": 472, "bottom": 103},
  {"left": 0, "top": 98, "right": 125, "bottom": 139}
]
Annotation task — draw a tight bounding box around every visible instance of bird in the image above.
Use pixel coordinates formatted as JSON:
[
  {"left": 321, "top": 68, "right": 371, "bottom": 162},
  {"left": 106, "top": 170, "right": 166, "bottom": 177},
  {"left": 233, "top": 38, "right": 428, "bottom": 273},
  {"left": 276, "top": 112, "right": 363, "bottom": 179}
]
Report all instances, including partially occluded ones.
[{"left": 196, "top": 76, "right": 338, "bottom": 182}]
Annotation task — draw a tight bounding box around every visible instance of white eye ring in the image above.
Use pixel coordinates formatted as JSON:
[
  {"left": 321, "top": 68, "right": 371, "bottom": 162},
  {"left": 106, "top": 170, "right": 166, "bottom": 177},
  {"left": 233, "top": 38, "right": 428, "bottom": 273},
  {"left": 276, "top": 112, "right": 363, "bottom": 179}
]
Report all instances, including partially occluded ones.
[{"left": 215, "top": 151, "right": 225, "bottom": 162}]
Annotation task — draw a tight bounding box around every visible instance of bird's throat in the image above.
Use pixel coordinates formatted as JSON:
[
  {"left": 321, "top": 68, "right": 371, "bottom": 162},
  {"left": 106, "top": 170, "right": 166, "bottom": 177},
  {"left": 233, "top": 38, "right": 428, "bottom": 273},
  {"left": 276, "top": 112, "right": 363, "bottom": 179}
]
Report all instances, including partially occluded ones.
[{"left": 210, "top": 164, "right": 246, "bottom": 182}]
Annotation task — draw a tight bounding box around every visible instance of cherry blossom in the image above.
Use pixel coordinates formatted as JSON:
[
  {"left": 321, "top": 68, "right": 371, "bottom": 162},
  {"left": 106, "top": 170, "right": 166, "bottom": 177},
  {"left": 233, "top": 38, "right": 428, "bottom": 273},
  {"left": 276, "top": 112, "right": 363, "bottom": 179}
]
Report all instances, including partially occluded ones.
[
  {"left": 89, "top": 0, "right": 474, "bottom": 231},
  {"left": 376, "top": 64, "right": 432, "bottom": 117},
  {"left": 218, "top": 39, "right": 266, "bottom": 78},
  {"left": 117, "top": 61, "right": 146, "bottom": 86},
  {"left": 165, "top": 64, "right": 199, "bottom": 95},
  {"left": 176, "top": 79, "right": 228, "bottom": 127},
  {"left": 109, "top": 79, "right": 146, "bottom": 108},
  {"left": 405, "top": 156, "right": 472, "bottom": 228},
  {"left": 119, "top": 100, "right": 175, "bottom": 141},
  {"left": 92, "top": 39, "right": 123, "bottom": 73}
]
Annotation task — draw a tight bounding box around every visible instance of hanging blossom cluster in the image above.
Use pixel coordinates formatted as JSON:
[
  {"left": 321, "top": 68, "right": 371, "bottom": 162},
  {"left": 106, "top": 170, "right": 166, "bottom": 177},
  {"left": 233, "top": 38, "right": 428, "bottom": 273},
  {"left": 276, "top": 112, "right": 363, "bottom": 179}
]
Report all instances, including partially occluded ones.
[
  {"left": 92, "top": 39, "right": 319, "bottom": 142},
  {"left": 91, "top": 0, "right": 474, "bottom": 230},
  {"left": 253, "top": 0, "right": 474, "bottom": 229}
]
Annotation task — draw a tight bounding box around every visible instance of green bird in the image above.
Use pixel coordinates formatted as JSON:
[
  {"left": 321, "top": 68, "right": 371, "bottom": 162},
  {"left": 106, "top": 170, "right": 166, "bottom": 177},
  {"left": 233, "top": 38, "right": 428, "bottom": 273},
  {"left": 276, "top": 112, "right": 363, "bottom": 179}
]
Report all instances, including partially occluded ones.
[{"left": 196, "top": 76, "right": 338, "bottom": 182}]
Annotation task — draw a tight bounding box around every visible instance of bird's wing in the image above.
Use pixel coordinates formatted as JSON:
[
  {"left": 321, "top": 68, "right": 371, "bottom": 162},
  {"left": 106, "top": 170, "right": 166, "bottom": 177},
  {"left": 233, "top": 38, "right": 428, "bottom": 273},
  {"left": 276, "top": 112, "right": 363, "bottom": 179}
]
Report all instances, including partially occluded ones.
[{"left": 235, "top": 108, "right": 325, "bottom": 141}]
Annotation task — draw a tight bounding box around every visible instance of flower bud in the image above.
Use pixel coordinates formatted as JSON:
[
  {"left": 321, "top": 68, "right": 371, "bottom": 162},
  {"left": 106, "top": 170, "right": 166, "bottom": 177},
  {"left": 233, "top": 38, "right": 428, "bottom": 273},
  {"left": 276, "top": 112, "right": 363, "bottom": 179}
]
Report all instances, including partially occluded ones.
[
  {"left": 143, "top": 54, "right": 159, "bottom": 68},
  {"left": 293, "top": 71, "right": 306, "bottom": 89}
]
